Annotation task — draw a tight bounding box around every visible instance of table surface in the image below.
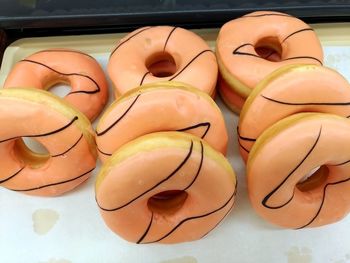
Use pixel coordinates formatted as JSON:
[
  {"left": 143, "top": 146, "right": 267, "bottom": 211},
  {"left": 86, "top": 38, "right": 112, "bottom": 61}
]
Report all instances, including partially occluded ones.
[{"left": 0, "top": 24, "right": 350, "bottom": 263}]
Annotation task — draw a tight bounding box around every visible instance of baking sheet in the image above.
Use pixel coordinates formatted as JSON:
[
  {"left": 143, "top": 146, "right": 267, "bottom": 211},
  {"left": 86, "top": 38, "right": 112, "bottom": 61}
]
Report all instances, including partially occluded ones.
[{"left": 0, "top": 24, "right": 350, "bottom": 263}]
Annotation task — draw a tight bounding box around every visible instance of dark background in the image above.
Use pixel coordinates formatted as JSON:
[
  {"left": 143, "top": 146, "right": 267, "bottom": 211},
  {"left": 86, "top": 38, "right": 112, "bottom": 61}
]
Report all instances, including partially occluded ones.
[
  {"left": 1, "top": 0, "right": 350, "bottom": 34},
  {"left": 0, "top": 0, "right": 349, "bottom": 56}
]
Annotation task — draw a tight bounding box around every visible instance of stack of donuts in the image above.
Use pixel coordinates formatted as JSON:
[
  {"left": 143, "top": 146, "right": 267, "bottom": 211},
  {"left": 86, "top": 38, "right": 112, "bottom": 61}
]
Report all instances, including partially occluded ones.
[
  {"left": 0, "top": 49, "right": 109, "bottom": 196},
  {"left": 216, "top": 11, "right": 323, "bottom": 112},
  {"left": 239, "top": 64, "right": 350, "bottom": 229},
  {"left": 1, "top": 9, "right": 350, "bottom": 245},
  {"left": 222, "top": 12, "right": 350, "bottom": 229},
  {"left": 0, "top": 26, "right": 237, "bottom": 244},
  {"left": 95, "top": 26, "right": 237, "bottom": 244}
]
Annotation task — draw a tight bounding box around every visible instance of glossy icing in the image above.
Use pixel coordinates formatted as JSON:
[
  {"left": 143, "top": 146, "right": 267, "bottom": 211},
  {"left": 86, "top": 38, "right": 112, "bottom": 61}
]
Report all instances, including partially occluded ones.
[
  {"left": 4, "top": 49, "right": 109, "bottom": 121},
  {"left": 216, "top": 11, "right": 323, "bottom": 110},
  {"left": 247, "top": 113, "right": 350, "bottom": 228},
  {"left": 108, "top": 26, "right": 218, "bottom": 97},
  {"left": 95, "top": 132, "right": 236, "bottom": 243},
  {"left": 0, "top": 88, "right": 97, "bottom": 196},
  {"left": 239, "top": 64, "right": 350, "bottom": 162},
  {"left": 96, "top": 82, "right": 228, "bottom": 162}
]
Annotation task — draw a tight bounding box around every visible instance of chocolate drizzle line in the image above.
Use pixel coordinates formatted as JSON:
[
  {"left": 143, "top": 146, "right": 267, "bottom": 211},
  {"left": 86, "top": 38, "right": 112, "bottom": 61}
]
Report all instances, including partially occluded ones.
[
  {"left": 97, "top": 147, "right": 112, "bottom": 157},
  {"left": 296, "top": 176, "right": 350, "bottom": 229},
  {"left": 183, "top": 141, "right": 203, "bottom": 191},
  {"left": 110, "top": 27, "right": 152, "bottom": 57},
  {"left": 163, "top": 27, "right": 178, "bottom": 51},
  {"left": 262, "top": 126, "right": 322, "bottom": 209},
  {"left": 237, "top": 126, "right": 256, "bottom": 142},
  {"left": 238, "top": 140, "right": 250, "bottom": 154},
  {"left": 141, "top": 191, "right": 235, "bottom": 244},
  {"left": 282, "top": 28, "right": 314, "bottom": 43},
  {"left": 232, "top": 44, "right": 322, "bottom": 65},
  {"left": 137, "top": 212, "right": 154, "bottom": 244},
  {"left": 168, "top": 49, "right": 213, "bottom": 81},
  {"left": 233, "top": 43, "right": 260, "bottom": 58},
  {"left": 97, "top": 141, "right": 194, "bottom": 211},
  {"left": 243, "top": 13, "right": 292, "bottom": 18},
  {"left": 20, "top": 59, "right": 101, "bottom": 95},
  {"left": 0, "top": 116, "right": 78, "bottom": 144},
  {"left": 283, "top": 56, "right": 323, "bottom": 65},
  {"left": 332, "top": 159, "right": 350, "bottom": 166},
  {"left": 261, "top": 95, "right": 350, "bottom": 106},
  {"left": 96, "top": 94, "right": 141, "bottom": 136},
  {"left": 139, "top": 71, "right": 151, "bottom": 85},
  {"left": 177, "top": 122, "right": 211, "bottom": 139},
  {"left": 0, "top": 167, "right": 25, "bottom": 184},
  {"left": 51, "top": 134, "right": 83, "bottom": 157},
  {"left": 8, "top": 167, "right": 95, "bottom": 192}
]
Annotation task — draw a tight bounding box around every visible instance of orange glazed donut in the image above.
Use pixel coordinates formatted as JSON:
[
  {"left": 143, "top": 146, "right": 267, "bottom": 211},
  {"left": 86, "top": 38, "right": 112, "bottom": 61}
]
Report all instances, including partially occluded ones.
[
  {"left": 216, "top": 11, "right": 323, "bottom": 112},
  {"left": 108, "top": 26, "right": 218, "bottom": 97},
  {"left": 96, "top": 81, "right": 228, "bottom": 162},
  {"left": 95, "top": 132, "right": 236, "bottom": 244},
  {"left": 4, "top": 49, "right": 108, "bottom": 121},
  {"left": 0, "top": 88, "right": 97, "bottom": 196},
  {"left": 248, "top": 113, "right": 350, "bottom": 229},
  {"left": 238, "top": 64, "right": 350, "bottom": 162}
]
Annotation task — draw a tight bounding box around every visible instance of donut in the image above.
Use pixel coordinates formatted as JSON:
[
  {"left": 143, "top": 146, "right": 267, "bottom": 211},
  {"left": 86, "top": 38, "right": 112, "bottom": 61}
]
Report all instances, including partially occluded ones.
[
  {"left": 238, "top": 64, "right": 350, "bottom": 162},
  {"left": 96, "top": 81, "right": 228, "bottom": 162},
  {"left": 216, "top": 11, "right": 323, "bottom": 112},
  {"left": 108, "top": 26, "right": 218, "bottom": 97},
  {"left": 0, "top": 88, "right": 97, "bottom": 196},
  {"left": 95, "top": 132, "right": 237, "bottom": 244},
  {"left": 218, "top": 75, "right": 245, "bottom": 114},
  {"left": 247, "top": 113, "right": 350, "bottom": 229},
  {"left": 4, "top": 49, "right": 109, "bottom": 121}
]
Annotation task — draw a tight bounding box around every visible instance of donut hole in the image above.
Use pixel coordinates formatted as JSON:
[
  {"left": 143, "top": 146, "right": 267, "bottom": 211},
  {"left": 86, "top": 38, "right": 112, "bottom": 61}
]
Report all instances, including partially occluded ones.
[
  {"left": 146, "top": 52, "right": 177, "bottom": 77},
  {"left": 254, "top": 37, "right": 282, "bottom": 62},
  {"left": 297, "top": 165, "right": 329, "bottom": 192},
  {"left": 14, "top": 138, "right": 50, "bottom": 168},
  {"left": 147, "top": 190, "right": 188, "bottom": 215},
  {"left": 49, "top": 82, "right": 71, "bottom": 98}
]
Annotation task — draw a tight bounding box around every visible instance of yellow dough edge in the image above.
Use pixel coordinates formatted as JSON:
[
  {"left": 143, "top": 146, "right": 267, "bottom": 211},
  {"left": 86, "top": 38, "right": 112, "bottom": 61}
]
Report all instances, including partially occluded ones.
[
  {"left": 216, "top": 49, "right": 251, "bottom": 98},
  {"left": 95, "top": 131, "right": 235, "bottom": 191}
]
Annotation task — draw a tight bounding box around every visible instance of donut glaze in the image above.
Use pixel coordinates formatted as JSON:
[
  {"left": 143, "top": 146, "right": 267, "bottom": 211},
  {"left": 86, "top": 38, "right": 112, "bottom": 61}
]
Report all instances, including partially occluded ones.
[
  {"left": 96, "top": 81, "right": 228, "bottom": 162},
  {"left": 0, "top": 88, "right": 97, "bottom": 196},
  {"left": 238, "top": 64, "right": 350, "bottom": 162},
  {"left": 95, "top": 132, "right": 236, "bottom": 244},
  {"left": 4, "top": 49, "right": 109, "bottom": 121},
  {"left": 216, "top": 11, "right": 323, "bottom": 111},
  {"left": 248, "top": 113, "right": 350, "bottom": 229},
  {"left": 108, "top": 26, "right": 218, "bottom": 97},
  {"left": 218, "top": 75, "right": 245, "bottom": 114}
]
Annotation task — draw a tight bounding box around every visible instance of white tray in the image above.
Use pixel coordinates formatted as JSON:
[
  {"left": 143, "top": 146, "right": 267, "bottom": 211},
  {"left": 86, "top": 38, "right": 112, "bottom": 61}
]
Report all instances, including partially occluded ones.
[{"left": 0, "top": 24, "right": 350, "bottom": 263}]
